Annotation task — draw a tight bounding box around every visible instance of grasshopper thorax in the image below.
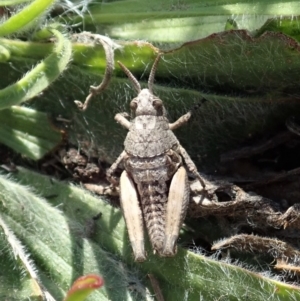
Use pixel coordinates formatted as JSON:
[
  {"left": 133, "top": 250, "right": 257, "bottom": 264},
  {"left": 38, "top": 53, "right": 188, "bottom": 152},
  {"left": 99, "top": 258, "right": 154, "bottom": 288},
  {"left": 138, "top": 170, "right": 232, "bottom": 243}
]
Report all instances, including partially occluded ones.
[{"left": 130, "top": 88, "right": 163, "bottom": 117}]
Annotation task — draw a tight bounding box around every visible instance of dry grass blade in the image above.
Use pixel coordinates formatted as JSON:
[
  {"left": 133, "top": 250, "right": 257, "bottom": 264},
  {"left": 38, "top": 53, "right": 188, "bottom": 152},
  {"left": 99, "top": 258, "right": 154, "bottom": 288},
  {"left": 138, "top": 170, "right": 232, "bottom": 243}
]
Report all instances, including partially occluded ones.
[
  {"left": 275, "top": 259, "right": 300, "bottom": 273},
  {"left": 148, "top": 274, "right": 165, "bottom": 301}
]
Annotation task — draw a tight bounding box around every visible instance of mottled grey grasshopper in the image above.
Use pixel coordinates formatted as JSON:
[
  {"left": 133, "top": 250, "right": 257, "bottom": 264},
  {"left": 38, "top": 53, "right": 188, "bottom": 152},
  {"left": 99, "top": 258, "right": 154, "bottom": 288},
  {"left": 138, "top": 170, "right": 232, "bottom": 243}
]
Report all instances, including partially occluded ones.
[{"left": 107, "top": 54, "right": 205, "bottom": 261}]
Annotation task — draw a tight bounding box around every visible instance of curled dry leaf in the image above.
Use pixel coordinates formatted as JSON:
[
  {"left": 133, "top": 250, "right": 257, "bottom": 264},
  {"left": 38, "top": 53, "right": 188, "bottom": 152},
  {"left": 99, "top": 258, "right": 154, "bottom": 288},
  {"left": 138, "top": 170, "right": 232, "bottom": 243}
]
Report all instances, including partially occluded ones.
[
  {"left": 212, "top": 234, "right": 300, "bottom": 260},
  {"left": 189, "top": 178, "right": 300, "bottom": 231},
  {"left": 64, "top": 274, "right": 104, "bottom": 301},
  {"left": 212, "top": 234, "right": 300, "bottom": 275},
  {"left": 73, "top": 32, "right": 121, "bottom": 111}
]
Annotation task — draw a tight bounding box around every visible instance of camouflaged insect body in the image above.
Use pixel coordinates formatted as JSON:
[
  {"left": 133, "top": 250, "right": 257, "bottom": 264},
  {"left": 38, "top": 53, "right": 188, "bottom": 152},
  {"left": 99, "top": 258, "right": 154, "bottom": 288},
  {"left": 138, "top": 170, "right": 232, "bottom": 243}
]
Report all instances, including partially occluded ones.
[
  {"left": 124, "top": 93, "right": 186, "bottom": 254},
  {"left": 107, "top": 55, "right": 203, "bottom": 261}
]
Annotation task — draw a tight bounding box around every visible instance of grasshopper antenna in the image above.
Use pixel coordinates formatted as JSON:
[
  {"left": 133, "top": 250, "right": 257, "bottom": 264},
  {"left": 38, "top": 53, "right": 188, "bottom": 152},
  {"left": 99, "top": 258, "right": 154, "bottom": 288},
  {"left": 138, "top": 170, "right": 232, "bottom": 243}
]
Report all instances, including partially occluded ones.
[
  {"left": 148, "top": 54, "right": 161, "bottom": 94},
  {"left": 118, "top": 61, "right": 141, "bottom": 93}
]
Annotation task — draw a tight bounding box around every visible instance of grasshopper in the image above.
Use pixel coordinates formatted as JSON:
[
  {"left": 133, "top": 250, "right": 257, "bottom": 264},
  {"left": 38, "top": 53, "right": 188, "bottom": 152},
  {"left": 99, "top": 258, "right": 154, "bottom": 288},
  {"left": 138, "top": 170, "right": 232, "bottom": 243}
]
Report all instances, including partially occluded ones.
[{"left": 107, "top": 54, "right": 205, "bottom": 261}]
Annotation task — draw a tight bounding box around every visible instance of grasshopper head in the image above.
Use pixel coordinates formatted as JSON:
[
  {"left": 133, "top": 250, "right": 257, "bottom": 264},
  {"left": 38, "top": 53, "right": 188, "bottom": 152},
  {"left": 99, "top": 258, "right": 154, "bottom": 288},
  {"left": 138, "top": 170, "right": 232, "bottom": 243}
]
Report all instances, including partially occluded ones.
[
  {"left": 118, "top": 54, "right": 164, "bottom": 116},
  {"left": 130, "top": 89, "right": 163, "bottom": 116}
]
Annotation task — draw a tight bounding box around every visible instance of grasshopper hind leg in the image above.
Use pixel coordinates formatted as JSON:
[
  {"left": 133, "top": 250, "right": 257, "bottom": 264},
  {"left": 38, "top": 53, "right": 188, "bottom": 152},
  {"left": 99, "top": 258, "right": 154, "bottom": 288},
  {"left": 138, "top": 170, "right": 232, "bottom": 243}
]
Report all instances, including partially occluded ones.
[
  {"left": 162, "top": 166, "right": 190, "bottom": 256},
  {"left": 120, "top": 171, "right": 146, "bottom": 262}
]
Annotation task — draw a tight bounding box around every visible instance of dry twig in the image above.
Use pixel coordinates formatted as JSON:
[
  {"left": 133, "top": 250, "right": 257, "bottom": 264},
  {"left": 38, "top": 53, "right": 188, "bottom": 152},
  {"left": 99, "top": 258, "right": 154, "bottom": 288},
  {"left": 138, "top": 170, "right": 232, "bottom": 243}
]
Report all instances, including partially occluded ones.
[{"left": 148, "top": 274, "right": 165, "bottom": 301}]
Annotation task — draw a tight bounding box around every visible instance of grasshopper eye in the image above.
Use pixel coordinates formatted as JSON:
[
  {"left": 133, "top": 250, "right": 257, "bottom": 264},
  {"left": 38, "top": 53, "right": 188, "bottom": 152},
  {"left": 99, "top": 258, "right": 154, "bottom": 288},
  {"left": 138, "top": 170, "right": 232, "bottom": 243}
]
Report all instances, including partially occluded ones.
[
  {"left": 130, "top": 99, "right": 138, "bottom": 110},
  {"left": 153, "top": 98, "right": 162, "bottom": 108}
]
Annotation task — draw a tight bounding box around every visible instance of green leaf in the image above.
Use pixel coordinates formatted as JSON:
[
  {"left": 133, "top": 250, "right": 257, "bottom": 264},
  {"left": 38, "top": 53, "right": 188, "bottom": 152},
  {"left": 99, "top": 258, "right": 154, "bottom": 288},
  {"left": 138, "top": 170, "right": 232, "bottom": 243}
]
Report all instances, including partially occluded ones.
[
  {"left": 255, "top": 16, "right": 300, "bottom": 42},
  {"left": 0, "top": 0, "right": 32, "bottom": 5},
  {"left": 0, "top": 106, "right": 62, "bottom": 160},
  {"left": 0, "top": 29, "right": 72, "bottom": 109},
  {"left": 0, "top": 44, "right": 10, "bottom": 62},
  {"left": 0, "top": 0, "right": 57, "bottom": 36},
  {"left": 4, "top": 166, "right": 299, "bottom": 301},
  {"left": 2, "top": 30, "right": 300, "bottom": 167},
  {"left": 0, "top": 215, "right": 51, "bottom": 300},
  {"left": 60, "top": 0, "right": 300, "bottom": 43},
  {"left": 86, "top": 0, "right": 300, "bottom": 16},
  {"left": 0, "top": 168, "right": 153, "bottom": 301},
  {"left": 0, "top": 2, "right": 300, "bottom": 300},
  {"left": 0, "top": 226, "right": 42, "bottom": 300}
]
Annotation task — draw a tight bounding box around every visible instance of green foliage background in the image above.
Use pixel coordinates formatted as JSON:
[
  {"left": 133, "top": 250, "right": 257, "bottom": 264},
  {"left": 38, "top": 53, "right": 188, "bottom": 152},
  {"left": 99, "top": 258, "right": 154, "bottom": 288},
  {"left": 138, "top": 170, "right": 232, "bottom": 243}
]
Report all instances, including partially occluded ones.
[{"left": 1, "top": 1, "right": 300, "bottom": 300}]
